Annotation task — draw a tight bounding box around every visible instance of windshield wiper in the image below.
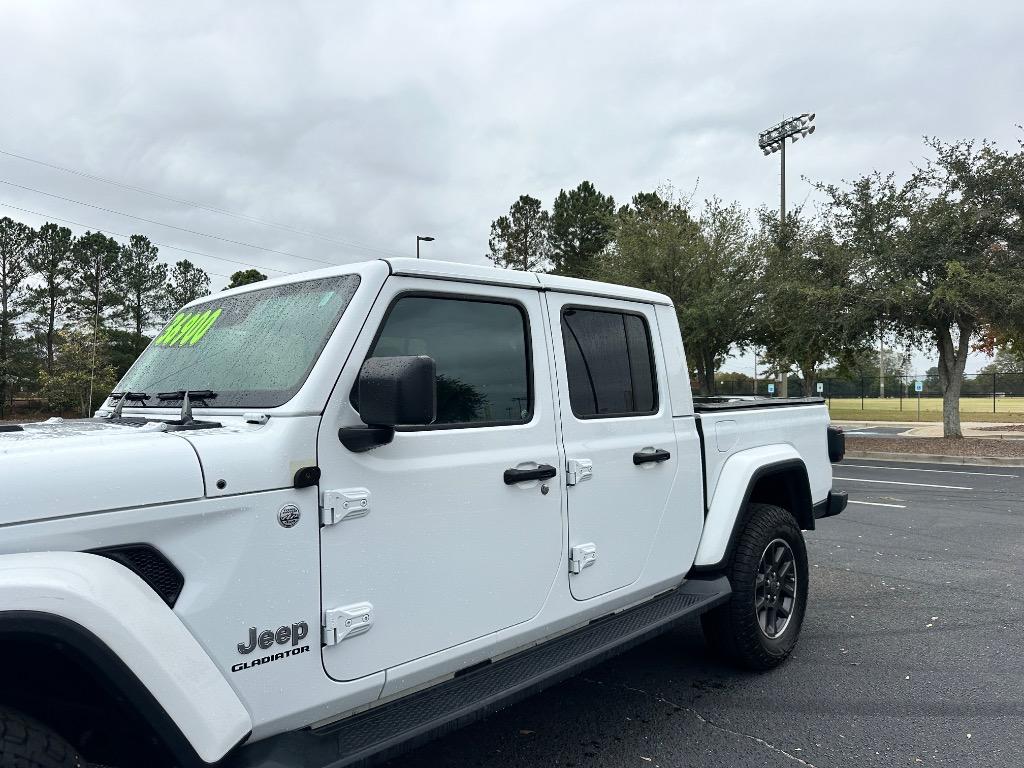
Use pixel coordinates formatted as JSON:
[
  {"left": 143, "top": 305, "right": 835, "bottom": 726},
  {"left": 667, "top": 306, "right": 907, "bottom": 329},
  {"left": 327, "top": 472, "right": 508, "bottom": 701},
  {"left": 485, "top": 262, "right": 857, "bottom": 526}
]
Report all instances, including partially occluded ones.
[
  {"left": 110, "top": 391, "right": 150, "bottom": 405},
  {"left": 155, "top": 390, "right": 223, "bottom": 431},
  {"left": 107, "top": 391, "right": 150, "bottom": 419},
  {"left": 156, "top": 390, "right": 218, "bottom": 406}
]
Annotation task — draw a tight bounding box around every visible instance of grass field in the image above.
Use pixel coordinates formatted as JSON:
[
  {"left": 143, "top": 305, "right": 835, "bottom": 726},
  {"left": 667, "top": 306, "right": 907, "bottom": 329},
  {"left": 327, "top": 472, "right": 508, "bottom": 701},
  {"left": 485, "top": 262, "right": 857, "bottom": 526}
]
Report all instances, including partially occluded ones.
[{"left": 827, "top": 396, "right": 1024, "bottom": 423}]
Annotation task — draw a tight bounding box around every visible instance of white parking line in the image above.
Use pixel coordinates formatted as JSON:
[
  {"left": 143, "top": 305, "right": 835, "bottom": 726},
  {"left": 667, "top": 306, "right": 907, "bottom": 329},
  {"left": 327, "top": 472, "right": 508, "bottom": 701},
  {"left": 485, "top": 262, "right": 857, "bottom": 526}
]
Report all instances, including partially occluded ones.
[
  {"left": 848, "top": 500, "right": 906, "bottom": 509},
  {"left": 833, "top": 476, "right": 972, "bottom": 490},
  {"left": 843, "top": 463, "right": 1018, "bottom": 479}
]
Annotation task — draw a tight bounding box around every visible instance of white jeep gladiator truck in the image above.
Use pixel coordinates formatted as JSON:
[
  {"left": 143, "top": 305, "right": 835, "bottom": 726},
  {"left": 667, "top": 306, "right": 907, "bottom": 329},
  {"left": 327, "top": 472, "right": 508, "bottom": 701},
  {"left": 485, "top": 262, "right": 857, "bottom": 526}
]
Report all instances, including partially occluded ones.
[{"left": 0, "top": 258, "right": 846, "bottom": 768}]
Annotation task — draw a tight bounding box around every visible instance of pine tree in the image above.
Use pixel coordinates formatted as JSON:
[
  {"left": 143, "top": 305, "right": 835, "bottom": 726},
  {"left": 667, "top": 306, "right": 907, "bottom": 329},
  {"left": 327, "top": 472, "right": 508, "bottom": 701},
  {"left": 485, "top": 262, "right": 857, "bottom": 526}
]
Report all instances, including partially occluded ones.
[{"left": 487, "top": 195, "right": 551, "bottom": 272}]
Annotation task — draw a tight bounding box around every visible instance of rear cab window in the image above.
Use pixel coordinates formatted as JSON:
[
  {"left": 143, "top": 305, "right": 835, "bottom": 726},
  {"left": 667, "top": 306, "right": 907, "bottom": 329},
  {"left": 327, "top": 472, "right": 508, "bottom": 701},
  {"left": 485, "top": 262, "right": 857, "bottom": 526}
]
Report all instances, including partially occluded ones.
[{"left": 560, "top": 307, "right": 658, "bottom": 418}]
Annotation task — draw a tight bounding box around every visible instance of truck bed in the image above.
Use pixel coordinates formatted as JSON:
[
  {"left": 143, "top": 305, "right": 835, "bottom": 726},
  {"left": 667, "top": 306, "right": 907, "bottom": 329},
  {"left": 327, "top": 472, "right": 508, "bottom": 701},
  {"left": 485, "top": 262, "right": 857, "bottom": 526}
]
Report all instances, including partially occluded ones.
[
  {"left": 694, "top": 397, "right": 833, "bottom": 513},
  {"left": 693, "top": 396, "right": 826, "bottom": 411}
]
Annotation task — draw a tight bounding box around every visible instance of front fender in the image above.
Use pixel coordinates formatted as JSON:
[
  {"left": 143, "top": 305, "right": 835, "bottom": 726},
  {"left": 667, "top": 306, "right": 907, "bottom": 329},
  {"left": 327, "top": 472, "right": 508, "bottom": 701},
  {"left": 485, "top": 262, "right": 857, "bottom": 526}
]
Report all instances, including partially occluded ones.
[
  {"left": 694, "top": 444, "right": 804, "bottom": 568},
  {"left": 0, "top": 551, "right": 251, "bottom": 763}
]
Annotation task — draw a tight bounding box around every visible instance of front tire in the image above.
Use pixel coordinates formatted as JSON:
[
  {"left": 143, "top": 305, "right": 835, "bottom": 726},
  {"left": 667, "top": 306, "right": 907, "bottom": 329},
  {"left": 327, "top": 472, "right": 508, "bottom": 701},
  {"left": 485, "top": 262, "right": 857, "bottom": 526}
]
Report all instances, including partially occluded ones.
[
  {"left": 0, "top": 707, "right": 84, "bottom": 768},
  {"left": 701, "top": 503, "right": 809, "bottom": 670}
]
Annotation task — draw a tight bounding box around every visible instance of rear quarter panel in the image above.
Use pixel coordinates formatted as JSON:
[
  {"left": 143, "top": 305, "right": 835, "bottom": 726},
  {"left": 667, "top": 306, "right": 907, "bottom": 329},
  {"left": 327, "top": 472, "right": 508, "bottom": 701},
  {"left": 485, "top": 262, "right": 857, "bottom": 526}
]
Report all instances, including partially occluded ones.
[{"left": 700, "top": 403, "right": 832, "bottom": 507}]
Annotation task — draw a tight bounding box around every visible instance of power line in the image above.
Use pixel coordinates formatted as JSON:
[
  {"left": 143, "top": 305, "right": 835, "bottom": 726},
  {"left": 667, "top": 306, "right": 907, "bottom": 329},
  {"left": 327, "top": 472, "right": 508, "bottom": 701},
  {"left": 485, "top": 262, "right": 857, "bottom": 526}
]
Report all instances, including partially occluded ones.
[
  {"left": 0, "top": 199, "right": 286, "bottom": 278},
  {"left": 0, "top": 177, "right": 341, "bottom": 268},
  {"left": 0, "top": 200, "right": 276, "bottom": 277},
  {"left": 0, "top": 147, "right": 407, "bottom": 258}
]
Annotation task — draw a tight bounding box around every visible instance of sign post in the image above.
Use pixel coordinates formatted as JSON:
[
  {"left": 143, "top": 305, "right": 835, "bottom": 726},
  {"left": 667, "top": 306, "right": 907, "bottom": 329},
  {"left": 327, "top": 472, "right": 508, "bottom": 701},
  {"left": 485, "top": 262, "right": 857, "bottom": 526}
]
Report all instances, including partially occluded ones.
[
  {"left": 768, "top": 383, "right": 776, "bottom": 397},
  {"left": 914, "top": 380, "right": 923, "bottom": 421}
]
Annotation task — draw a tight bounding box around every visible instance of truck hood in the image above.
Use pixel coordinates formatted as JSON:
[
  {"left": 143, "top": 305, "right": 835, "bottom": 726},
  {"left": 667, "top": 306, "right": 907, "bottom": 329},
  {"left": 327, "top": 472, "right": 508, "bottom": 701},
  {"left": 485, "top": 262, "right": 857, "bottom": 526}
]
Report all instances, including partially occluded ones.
[{"left": 0, "top": 419, "right": 205, "bottom": 526}]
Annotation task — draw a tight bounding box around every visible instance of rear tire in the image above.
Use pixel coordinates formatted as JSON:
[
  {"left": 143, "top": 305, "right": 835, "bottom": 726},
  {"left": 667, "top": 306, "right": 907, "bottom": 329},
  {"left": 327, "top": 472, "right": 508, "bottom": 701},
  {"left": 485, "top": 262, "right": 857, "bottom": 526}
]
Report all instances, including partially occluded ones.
[
  {"left": 701, "top": 503, "right": 809, "bottom": 670},
  {"left": 0, "top": 707, "right": 84, "bottom": 768}
]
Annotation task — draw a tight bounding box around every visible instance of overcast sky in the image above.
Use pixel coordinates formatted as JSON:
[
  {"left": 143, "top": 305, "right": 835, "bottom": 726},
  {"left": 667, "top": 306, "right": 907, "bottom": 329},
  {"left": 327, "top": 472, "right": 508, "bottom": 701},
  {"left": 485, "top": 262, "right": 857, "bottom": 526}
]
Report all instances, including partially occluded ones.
[{"left": 1, "top": 1, "right": 1021, "bottom": 374}]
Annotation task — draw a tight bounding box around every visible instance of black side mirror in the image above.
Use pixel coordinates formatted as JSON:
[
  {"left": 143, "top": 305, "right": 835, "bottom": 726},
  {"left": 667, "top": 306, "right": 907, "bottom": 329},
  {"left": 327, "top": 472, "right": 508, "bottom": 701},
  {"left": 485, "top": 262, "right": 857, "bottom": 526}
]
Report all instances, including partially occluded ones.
[{"left": 340, "top": 356, "right": 436, "bottom": 452}]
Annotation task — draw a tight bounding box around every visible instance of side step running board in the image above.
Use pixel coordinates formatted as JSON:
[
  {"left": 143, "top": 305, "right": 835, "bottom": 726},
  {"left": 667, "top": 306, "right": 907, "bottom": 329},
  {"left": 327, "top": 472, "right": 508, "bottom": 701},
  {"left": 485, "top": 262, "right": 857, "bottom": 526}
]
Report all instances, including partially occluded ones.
[{"left": 228, "top": 576, "right": 730, "bottom": 768}]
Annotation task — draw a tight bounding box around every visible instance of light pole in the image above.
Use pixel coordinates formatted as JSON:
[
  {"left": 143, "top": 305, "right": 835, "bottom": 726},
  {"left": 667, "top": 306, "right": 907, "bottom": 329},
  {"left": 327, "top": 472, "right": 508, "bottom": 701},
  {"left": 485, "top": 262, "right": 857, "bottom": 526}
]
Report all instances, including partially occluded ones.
[
  {"left": 757, "top": 113, "right": 816, "bottom": 224},
  {"left": 757, "top": 113, "right": 816, "bottom": 398},
  {"left": 415, "top": 235, "right": 434, "bottom": 259}
]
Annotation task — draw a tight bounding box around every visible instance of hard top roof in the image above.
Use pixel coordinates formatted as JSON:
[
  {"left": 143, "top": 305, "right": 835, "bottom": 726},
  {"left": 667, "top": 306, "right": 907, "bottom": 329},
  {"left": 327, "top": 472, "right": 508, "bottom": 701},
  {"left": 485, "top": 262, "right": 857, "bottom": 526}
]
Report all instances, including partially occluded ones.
[
  {"left": 386, "top": 258, "right": 672, "bottom": 305},
  {"left": 200, "top": 257, "right": 672, "bottom": 308}
]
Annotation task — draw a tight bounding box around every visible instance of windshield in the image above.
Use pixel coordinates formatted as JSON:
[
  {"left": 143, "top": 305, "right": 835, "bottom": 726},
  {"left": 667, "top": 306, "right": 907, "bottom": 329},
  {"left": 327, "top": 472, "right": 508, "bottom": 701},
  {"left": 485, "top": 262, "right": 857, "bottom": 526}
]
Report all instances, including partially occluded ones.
[{"left": 115, "top": 274, "right": 361, "bottom": 408}]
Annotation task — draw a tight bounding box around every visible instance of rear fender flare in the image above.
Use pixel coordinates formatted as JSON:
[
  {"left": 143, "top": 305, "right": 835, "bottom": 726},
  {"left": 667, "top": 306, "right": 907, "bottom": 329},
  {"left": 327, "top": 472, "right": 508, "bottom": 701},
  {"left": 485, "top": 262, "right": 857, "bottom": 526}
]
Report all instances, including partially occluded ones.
[{"left": 693, "top": 445, "right": 811, "bottom": 570}]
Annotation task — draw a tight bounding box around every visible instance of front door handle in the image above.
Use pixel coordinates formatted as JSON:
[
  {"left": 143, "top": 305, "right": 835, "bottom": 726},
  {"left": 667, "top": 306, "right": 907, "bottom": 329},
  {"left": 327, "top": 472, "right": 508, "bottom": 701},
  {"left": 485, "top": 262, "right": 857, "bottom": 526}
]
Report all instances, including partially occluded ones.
[
  {"left": 633, "top": 449, "right": 671, "bottom": 465},
  {"left": 504, "top": 464, "right": 558, "bottom": 484}
]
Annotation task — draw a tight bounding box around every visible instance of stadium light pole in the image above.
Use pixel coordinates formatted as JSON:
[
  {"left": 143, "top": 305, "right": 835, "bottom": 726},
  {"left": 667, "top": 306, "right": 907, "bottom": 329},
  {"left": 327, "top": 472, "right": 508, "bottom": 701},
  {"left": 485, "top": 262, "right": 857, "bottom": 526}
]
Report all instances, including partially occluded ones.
[
  {"left": 757, "top": 113, "right": 816, "bottom": 397},
  {"left": 757, "top": 113, "right": 816, "bottom": 224},
  {"left": 415, "top": 235, "right": 435, "bottom": 259}
]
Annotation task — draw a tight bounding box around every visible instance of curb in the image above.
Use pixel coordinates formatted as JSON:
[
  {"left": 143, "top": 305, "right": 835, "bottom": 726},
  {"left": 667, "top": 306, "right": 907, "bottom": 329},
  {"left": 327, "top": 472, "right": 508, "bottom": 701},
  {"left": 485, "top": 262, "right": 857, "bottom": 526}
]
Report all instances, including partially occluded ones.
[{"left": 844, "top": 449, "right": 1024, "bottom": 468}]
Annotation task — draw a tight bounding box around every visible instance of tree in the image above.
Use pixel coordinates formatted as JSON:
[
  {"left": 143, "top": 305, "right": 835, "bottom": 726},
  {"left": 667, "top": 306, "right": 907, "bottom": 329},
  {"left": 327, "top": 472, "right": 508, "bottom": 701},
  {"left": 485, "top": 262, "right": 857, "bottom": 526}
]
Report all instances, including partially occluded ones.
[
  {"left": 598, "top": 189, "right": 758, "bottom": 394},
  {"left": 826, "top": 346, "right": 911, "bottom": 381},
  {"left": 113, "top": 235, "right": 167, "bottom": 356},
  {"left": 825, "top": 139, "right": 1024, "bottom": 437},
  {"left": 487, "top": 195, "right": 551, "bottom": 271},
  {"left": 38, "top": 328, "right": 116, "bottom": 417},
  {"left": 225, "top": 269, "right": 267, "bottom": 290},
  {"left": 0, "top": 217, "right": 33, "bottom": 416},
  {"left": 25, "top": 223, "right": 73, "bottom": 373},
  {"left": 976, "top": 324, "right": 1024, "bottom": 371},
  {"left": 106, "top": 327, "right": 147, "bottom": 379},
  {"left": 67, "top": 231, "right": 120, "bottom": 329},
  {"left": 164, "top": 259, "right": 211, "bottom": 315},
  {"left": 67, "top": 231, "right": 120, "bottom": 412},
  {"left": 549, "top": 181, "right": 615, "bottom": 278},
  {"left": 751, "top": 208, "right": 874, "bottom": 393},
  {"left": 982, "top": 347, "right": 1024, "bottom": 372}
]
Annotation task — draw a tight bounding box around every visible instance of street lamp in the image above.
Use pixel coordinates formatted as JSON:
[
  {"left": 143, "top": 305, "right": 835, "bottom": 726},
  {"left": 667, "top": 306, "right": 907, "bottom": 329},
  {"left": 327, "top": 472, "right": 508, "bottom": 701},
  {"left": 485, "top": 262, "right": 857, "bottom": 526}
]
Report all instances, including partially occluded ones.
[
  {"left": 757, "top": 113, "right": 815, "bottom": 398},
  {"left": 757, "top": 113, "right": 816, "bottom": 223},
  {"left": 415, "top": 235, "right": 435, "bottom": 259}
]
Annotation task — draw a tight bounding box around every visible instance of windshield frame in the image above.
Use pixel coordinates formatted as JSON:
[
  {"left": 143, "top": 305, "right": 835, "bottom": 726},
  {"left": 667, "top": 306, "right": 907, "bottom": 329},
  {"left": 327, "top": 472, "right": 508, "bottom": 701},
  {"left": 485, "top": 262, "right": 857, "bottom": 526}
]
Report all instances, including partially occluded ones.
[{"left": 112, "top": 274, "right": 361, "bottom": 409}]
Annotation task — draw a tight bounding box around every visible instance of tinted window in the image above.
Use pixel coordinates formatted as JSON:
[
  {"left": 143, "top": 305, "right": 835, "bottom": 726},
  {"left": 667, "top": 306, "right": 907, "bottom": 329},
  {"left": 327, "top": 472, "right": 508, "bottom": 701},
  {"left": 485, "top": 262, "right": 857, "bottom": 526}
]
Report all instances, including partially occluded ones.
[
  {"left": 365, "top": 296, "right": 531, "bottom": 426},
  {"left": 561, "top": 308, "right": 657, "bottom": 417}
]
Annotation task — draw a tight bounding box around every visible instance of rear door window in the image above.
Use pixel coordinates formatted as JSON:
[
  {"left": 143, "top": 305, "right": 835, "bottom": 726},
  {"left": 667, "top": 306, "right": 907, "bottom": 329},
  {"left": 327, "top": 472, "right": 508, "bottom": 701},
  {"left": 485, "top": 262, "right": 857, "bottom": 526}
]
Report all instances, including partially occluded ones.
[{"left": 561, "top": 307, "right": 657, "bottom": 418}]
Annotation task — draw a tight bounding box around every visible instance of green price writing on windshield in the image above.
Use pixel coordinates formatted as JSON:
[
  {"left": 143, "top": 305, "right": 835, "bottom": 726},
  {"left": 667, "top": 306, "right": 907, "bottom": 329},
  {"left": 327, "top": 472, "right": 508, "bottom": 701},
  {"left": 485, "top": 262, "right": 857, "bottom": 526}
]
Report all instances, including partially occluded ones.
[{"left": 154, "top": 309, "right": 223, "bottom": 347}]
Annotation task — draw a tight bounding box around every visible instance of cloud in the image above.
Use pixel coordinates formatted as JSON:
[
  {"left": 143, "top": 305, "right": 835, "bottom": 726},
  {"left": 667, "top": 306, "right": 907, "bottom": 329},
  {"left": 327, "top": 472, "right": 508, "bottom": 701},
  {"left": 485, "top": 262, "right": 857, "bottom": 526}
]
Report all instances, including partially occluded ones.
[{"left": 0, "top": 0, "right": 1020, "bottom": 370}]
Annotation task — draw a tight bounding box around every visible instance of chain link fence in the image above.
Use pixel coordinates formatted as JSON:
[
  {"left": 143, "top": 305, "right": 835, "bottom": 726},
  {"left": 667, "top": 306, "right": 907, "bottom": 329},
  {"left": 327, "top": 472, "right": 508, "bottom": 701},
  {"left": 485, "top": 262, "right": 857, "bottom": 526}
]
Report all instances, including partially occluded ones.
[{"left": 707, "top": 372, "right": 1024, "bottom": 414}]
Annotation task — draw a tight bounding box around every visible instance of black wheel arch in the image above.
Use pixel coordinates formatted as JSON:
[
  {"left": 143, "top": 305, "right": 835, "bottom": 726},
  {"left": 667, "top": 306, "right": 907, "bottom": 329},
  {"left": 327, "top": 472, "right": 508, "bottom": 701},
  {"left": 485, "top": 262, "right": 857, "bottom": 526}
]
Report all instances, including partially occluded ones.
[
  {"left": 0, "top": 611, "right": 226, "bottom": 767},
  {"left": 692, "top": 458, "right": 813, "bottom": 574}
]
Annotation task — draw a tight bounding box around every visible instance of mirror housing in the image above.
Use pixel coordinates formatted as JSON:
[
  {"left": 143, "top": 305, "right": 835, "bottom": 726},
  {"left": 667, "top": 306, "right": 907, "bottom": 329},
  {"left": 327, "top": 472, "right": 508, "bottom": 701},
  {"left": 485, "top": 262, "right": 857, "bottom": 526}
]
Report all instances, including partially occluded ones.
[
  {"left": 357, "top": 355, "right": 436, "bottom": 427},
  {"left": 340, "top": 355, "right": 436, "bottom": 453}
]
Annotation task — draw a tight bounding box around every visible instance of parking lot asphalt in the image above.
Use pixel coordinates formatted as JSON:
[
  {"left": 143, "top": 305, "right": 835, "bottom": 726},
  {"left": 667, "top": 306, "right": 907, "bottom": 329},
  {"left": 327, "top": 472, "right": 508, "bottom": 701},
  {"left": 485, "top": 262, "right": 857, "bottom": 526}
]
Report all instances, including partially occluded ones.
[{"left": 387, "top": 459, "right": 1024, "bottom": 768}]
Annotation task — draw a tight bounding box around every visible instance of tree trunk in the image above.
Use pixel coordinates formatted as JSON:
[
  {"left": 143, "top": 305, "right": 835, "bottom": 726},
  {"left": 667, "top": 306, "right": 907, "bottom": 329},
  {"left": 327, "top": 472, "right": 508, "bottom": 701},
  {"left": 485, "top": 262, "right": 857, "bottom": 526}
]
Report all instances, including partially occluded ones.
[
  {"left": 135, "top": 293, "right": 145, "bottom": 355},
  {"left": 936, "top": 323, "right": 971, "bottom": 438},
  {"left": 800, "top": 360, "right": 817, "bottom": 396},
  {"left": 0, "top": 317, "right": 6, "bottom": 420},
  {"left": 0, "top": 289, "right": 7, "bottom": 419},
  {"left": 46, "top": 295, "right": 55, "bottom": 373},
  {"left": 695, "top": 348, "right": 715, "bottom": 396},
  {"left": 703, "top": 350, "right": 716, "bottom": 396}
]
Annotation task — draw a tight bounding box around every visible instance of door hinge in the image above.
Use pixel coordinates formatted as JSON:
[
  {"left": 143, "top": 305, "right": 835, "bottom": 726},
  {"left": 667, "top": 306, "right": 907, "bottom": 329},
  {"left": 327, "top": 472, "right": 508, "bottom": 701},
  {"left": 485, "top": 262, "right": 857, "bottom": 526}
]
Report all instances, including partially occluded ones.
[
  {"left": 322, "top": 602, "right": 374, "bottom": 646},
  {"left": 569, "top": 543, "right": 598, "bottom": 574},
  {"left": 566, "top": 458, "right": 593, "bottom": 487},
  {"left": 321, "top": 488, "right": 370, "bottom": 526}
]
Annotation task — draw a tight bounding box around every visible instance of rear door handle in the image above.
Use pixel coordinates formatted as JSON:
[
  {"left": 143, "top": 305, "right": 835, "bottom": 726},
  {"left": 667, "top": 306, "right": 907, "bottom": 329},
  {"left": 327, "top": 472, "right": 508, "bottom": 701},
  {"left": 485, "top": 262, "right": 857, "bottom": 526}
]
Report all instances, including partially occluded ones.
[
  {"left": 633, "top": 449, "right": 671, "bottom": 465},
  {"left": 504, "top": 464, "right": 558, "bottom": 484}
]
